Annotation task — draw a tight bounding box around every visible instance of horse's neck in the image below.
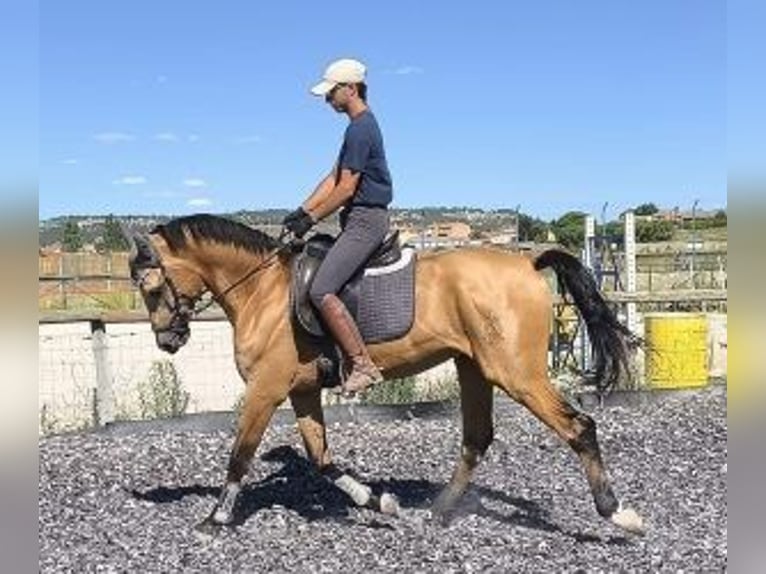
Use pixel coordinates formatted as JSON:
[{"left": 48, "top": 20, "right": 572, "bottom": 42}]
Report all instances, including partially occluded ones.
[{"left": 190, "top": 244, "right": 282, "bottom": 316}]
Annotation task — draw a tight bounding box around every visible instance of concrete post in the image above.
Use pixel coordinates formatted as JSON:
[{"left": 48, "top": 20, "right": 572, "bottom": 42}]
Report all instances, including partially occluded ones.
[
  {"left": 584, "top": 215, "right": 595, "bottom": 269},
  {"left": 91, "top": 319, "right": 114, "bottom": 426},
  {"left": 624, "top": 211, "right": 637, "bottom": 334},
  {"left": 581, "top": 215, "right": 596, "bottom": 372}
]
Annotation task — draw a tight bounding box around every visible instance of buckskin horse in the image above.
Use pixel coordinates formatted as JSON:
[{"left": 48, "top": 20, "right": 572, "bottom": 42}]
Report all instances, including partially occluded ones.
[{"left": 128, "top": 214, "right": 645, "bottom": 536}]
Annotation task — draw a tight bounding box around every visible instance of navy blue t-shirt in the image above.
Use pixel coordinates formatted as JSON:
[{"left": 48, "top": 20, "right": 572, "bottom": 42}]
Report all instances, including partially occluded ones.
[{"left": 336, "top": 110, "right": 393, "bottom": 207}]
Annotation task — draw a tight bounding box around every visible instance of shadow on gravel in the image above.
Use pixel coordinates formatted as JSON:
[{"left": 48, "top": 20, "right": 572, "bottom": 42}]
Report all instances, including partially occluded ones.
[
  {"left": 130, "top": 445, "right": 633, "bottom": 545},
  {"left": 131, "top": 446, "right": 349, "bottom": 527},
  {"left": 131, "top": 484, "right": 221, "bottom": 503}
]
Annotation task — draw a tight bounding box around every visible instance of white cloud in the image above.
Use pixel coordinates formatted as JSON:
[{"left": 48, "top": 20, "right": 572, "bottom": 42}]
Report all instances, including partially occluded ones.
[
  {"left": 187, "top": 197, "right": 212, "bottom": 207},
  {"left": 156, "top": 75, "right": 168, "bottom": 84},
  {"left": 112, "top": 175, "right": 147, "bottom": 185},
  {"left": 61, "top": 158, "right": 79, "bottom": 165},
  {"left": 389, "top": 65, "right": 424, "bottom": 76},
  {"left": 94, "top": 132, "right": 136, "bottom": 143},
  {"left": 234, "top": 135, "right": 262, "bottom": 144},
  {"left": 183, "top": 178, "right": 207, "bottom": 188},
  {"left": 187, "top": 134, "right": 201, "bottom": 143},
  {"left": 154, "top": 132, "right": 180, "bottom": 142}
]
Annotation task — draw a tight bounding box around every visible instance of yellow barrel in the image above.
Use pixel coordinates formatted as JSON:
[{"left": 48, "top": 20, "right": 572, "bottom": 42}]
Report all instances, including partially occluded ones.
[{"left": 645, "top": 313, "right": 709, "bottom": 389}]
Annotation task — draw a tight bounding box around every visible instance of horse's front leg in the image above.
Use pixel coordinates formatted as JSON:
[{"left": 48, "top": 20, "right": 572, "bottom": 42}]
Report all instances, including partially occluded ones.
[
  {"left": 198, "top": 384, "right": 285, "bottom": 533},
  {"left": 289, "top": 385, "right": 399, "bottom": 515}
]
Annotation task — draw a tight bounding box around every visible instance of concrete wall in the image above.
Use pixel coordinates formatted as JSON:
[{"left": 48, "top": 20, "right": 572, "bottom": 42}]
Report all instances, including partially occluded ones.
[{"left": 39, "top": 321, "right": 244, "bottom": 433}]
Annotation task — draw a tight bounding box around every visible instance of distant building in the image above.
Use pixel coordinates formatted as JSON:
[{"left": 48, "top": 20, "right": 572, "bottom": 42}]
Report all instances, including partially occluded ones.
[
  {"left": 652, "top": 208, "right": 720, "bottom": 223},
  {"left": 392, "top": 223, "right": 420, "bottom": 245},
  {"left": 488, "top": 233, "right": 514, "bottom": 245},
  {"left": 428, "top": 221, "right": 471, "bottom": 240}
]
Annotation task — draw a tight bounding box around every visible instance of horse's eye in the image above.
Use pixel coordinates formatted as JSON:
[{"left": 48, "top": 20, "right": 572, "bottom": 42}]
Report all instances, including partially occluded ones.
[
  {"left": 143, "top": 285, "right": 165, "bottom": 308},
  {"left": 145, "top": 285, "right": 163, "bottom": 297}
]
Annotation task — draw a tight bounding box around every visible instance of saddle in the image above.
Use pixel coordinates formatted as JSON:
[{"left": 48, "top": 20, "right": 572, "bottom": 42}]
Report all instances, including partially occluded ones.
[{"left": 290, "top": 230, "right": 416, "bottom": 343}]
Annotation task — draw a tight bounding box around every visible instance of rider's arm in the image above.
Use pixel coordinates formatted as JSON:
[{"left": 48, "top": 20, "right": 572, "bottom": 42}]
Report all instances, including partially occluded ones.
[
  {"left": 301, "top": 166, "right": 336, "bottom": 214},
  {"left": 302, "top": 168, "right": 360, "bottom": 222}
]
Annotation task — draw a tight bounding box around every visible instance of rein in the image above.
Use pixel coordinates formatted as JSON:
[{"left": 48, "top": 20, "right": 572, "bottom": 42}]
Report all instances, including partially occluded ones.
[{"left": 188, "top": 229, "right": 294, "bottom": 316}]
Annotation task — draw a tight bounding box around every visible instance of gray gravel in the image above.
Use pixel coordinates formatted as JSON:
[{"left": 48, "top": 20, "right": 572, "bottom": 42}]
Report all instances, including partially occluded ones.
[{"left": 40, "top": 386, "right": 727, "bottom": 573}]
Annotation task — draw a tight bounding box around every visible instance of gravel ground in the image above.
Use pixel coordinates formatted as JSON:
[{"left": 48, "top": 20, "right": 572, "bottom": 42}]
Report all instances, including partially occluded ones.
[{"left": 40, "top": 385, "right": 727, "bottom": 573}]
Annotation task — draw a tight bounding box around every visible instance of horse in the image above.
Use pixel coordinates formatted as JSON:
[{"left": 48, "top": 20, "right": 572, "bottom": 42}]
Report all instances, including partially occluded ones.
[{"left": 128, "top": 213, "right": 645, "bottom": 536}]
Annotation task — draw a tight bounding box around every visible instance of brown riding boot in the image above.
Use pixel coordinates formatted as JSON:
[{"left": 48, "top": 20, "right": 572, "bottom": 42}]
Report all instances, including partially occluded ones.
[{"left": 319, "top": 294, "right": 383, "bottom": 394}]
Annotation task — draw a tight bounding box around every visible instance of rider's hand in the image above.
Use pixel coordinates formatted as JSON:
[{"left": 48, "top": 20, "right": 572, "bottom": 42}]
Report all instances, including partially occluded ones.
[
  {"left": 282, "top": 207, "right": 314, "bottom": 238},
  {"left": 282, "top": 207, "right": 306, "bottom": 225}
]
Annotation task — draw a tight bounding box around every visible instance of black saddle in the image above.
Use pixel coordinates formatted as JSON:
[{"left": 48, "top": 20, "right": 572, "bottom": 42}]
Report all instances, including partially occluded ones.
[{"left": 290, "top": 230, "right": 416, "bottom": 342}]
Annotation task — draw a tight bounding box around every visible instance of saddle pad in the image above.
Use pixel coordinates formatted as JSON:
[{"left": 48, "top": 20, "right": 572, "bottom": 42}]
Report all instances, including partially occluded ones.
[
  {"left": 291, "top": 247, "right": 416, "bottom": 344},
  {"left": 356, "top": 247, "right": 416, "bottom": 343}
]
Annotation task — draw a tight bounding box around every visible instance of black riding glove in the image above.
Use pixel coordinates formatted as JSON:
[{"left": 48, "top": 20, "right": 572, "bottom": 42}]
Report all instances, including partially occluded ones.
[{"left": 282, "top": 207, "right": 314, "bottom": 238}]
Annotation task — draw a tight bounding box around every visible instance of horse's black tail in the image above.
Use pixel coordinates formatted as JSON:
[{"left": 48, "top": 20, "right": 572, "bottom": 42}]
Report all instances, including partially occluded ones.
[{"left": 534, "top": 249, "right": 638, "bottom": 395}]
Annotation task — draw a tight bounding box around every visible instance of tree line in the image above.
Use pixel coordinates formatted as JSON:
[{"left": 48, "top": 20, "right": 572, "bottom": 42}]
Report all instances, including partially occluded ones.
[
  {"left": 60, "top": 214, "right": 130, "bottom": 253},
  {"left": 549, "top": 203, "right": 726, "bottom": 250},
  {"left": 51, "top": 204, "right": 727, "bottom": 253}
]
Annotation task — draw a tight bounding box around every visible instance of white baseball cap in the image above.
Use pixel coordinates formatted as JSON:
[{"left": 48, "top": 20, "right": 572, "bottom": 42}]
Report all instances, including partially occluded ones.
[{"left": 310, "top": 58, "right": 367, "bottom": 96}]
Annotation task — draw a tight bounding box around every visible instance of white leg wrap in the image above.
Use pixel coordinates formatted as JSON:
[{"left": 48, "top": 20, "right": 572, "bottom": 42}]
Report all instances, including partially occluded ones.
[
  {"left": 610, "top": 502, "right": 646, "bottom": 536},
  {"left": 213, "top": 482, "right": 241, "bottom": 524},
  {"left": 334, "top": 473, "right": 372, "bottom": 507},
  {"left": 379, "top": 492, "right": 400, "bottom": 515}
]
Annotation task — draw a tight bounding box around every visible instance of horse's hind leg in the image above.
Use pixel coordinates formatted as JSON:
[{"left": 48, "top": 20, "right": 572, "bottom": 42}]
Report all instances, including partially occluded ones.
[
  {"left": 433, "top": 355, "right": 494, "bottom": 522},
  {"left": 508, "top": 375, "right": 645, "bottom": 535},
  {"left": 289, "top": 386, "right": 399, "bottom": 515}
]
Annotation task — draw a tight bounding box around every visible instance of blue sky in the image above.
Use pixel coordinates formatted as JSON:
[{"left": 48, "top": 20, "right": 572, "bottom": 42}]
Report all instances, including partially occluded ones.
[{"left": 39, "top": 1, "right": 725, "bottom": 221}]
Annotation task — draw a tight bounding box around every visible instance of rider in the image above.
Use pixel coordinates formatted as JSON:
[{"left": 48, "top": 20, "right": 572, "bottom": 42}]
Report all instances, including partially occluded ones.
[{"left": 282, "top": 57, "right": 393, "bottom": 394}]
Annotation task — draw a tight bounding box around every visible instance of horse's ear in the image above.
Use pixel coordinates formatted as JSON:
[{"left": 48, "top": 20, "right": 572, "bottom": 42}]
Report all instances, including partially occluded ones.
[
  {"left": 131, "top": 234, "right": 158, "bottom": 266},
  {"left": 128, "top": 234, "right": 139, "bottom": 263},
  {"left": 119, "top": 222, "right": 135, "bottom": 255}
]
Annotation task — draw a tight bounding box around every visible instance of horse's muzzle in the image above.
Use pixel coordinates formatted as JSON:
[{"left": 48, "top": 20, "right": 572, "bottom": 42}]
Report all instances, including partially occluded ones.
[{"left": 156, "top": 328, "right": 190, "bottom": 354}]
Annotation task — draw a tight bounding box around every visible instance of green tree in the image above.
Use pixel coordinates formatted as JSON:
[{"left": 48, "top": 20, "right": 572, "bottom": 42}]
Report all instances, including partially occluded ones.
[
  {"left": 634, "top": 203, "right": 659, "bottom": 216},
  {"left": 603, "top": 220, "right": 624, "bottom": 240},
  {"left": 712, "top": 209, "right": 727, "bottom": 227},
  {"left": 62, "top": 220, "right": 83, "bottom": 252},
  {"left": 101, "top": 214, "right": 130, "bottom": 251},
  {"left": 518, "top": 214, "right": 549, "bottom": 243},
  {"left": 551, "top": 211, "right": 587, "bottom": 250},
  {"left": 636, "top": 220, "right": 674, "bottom": 242}
]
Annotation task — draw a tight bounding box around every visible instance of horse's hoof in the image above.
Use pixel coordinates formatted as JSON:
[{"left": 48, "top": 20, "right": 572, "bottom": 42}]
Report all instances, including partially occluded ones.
[
  {"left": 611, "top": 506, "right": 646, "bottom": 536},
  {"left": 430, "top": 507, "right": 454, "bottom": 527},
  {"left": 213, "top": 508, "right": 234, "bottom": 524},
  {"left": 431, "top": 491, "right": 456, "bottom": 518},
  {"left": 194, "top": 517, "right": 224, "bottom": 539},
  {"left": 429, "top": 498, "right": 455, "bottom": 526},
  {"left": 380, "top": 492, "right": 400, "bottom": 516}
]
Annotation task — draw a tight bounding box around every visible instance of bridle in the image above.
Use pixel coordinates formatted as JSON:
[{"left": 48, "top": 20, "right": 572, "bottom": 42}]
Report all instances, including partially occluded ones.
[{"left": 131, "top": 260, "right": 197, "bottom": 337}]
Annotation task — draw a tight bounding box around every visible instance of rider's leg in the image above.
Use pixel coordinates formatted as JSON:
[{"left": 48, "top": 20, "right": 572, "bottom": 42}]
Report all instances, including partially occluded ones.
[
  {"left": 317, "top": 293, "right": 383, "bottom": 392},
  {"left": 309, "top": 206, "right": 389, "bottom": 393}
]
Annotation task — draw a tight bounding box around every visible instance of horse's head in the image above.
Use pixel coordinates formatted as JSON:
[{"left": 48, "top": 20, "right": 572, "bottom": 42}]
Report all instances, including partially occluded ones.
[{"left": 129, "top": 233, "right": 205, "bottom": 354}]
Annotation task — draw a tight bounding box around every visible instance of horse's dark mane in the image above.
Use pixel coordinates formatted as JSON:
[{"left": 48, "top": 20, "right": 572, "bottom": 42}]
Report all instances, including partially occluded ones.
[{"left": 151, "top": 214, "right": 279, "bottom": 255}]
